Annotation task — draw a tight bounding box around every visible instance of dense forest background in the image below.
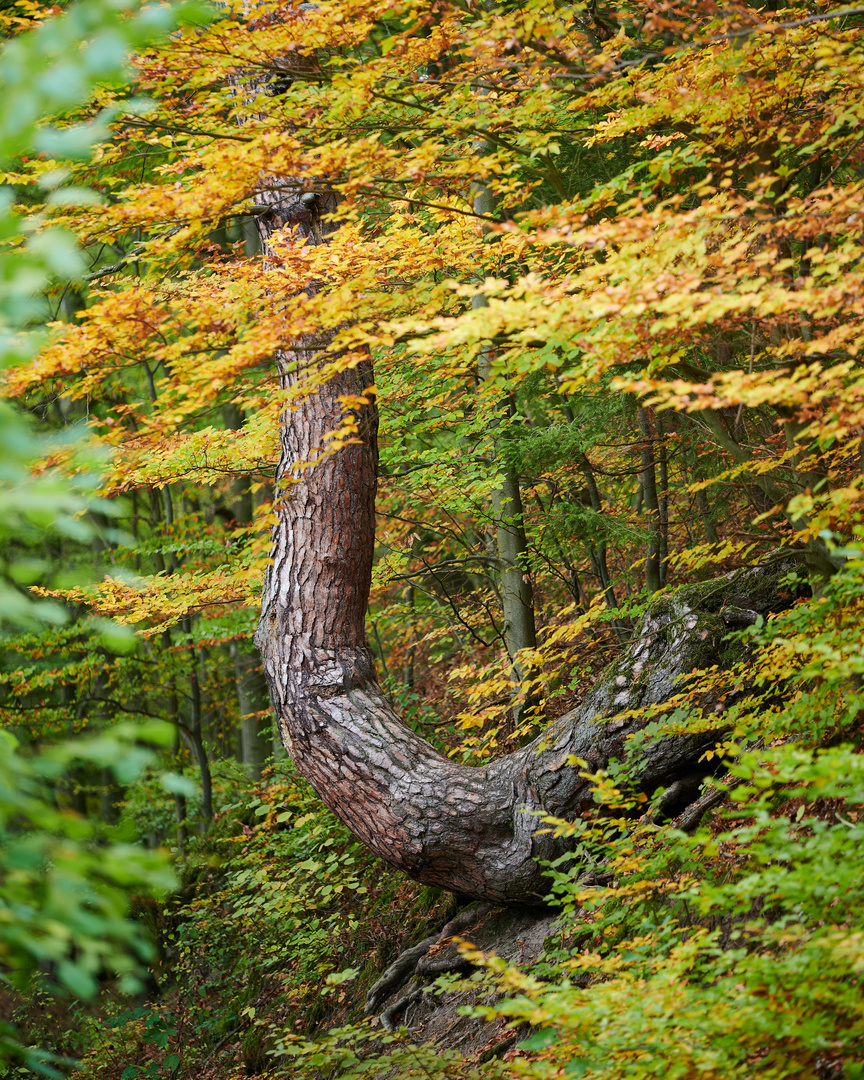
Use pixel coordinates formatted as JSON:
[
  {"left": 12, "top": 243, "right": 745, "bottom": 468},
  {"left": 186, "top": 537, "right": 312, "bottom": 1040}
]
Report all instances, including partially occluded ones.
[{"left": 1, "top": 0, "right": 864, "bottom": 1076}]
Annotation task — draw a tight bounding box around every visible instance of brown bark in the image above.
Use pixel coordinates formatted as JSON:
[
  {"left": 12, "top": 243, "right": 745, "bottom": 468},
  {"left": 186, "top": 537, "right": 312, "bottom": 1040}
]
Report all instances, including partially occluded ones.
[
  {"left": 253, "top": 223, "right": 789, "bottom": 901},
  {"left": 250, "top": 177, "right": 789, "bottom": 906}
]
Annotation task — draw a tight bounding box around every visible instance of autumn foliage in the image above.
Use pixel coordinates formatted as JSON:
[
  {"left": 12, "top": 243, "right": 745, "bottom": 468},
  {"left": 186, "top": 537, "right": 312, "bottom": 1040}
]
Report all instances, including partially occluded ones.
[{"left": 2, "top": 0, "right": 864, "bottom": 1074}]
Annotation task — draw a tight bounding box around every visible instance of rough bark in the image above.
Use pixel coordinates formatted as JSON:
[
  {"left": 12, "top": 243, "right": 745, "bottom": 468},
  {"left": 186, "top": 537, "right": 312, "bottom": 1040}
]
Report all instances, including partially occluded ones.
[
  {"left": 249, "top": 120, "right": 789, "bottom": 905},
  {"left": 254, "top": 296, "right": 790, "bottom": 903}
]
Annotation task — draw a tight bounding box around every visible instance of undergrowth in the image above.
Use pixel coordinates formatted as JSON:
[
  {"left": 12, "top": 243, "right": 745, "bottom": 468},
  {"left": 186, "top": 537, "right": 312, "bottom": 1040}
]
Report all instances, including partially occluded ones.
[
  {"left": 69, "top": 759, "right": 449, "bottom": 1080},
  {"left": 54, "top": 562, "right": 864, "bottom": 1080}
]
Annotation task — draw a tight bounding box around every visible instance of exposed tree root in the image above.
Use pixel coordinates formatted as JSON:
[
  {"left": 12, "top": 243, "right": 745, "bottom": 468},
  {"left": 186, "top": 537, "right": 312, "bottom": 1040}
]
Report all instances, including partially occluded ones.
[{"left": 364, "top": 904, "right": 493, "bottom": 1017}]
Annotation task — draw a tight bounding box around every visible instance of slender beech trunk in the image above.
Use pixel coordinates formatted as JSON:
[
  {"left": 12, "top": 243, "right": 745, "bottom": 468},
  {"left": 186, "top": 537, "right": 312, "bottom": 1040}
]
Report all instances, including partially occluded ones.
[
  {"left": 179, "top": 617, "right": 212, "bottom": 827},
  {"left": 100, "top": 767, "right": 121, "bottom": 824},
  {"left": 576, "top": 452, "right": 619, "bottom": 611},
  {"left": 679, "top": 426, "right": 719, "bottom": 546},
  {"left": 558, "top": 401, "right": 621, "bottom": 626},
  {"left": 473, "top": 374, "right": 538, "bottom": 674},
  {"left": 638, "top": 407, "right": 663, "bottom": 594},
  {"left": 656, "top": 413, "right": 669, "bottom": 586},
  {"left": 696, "top": 485, "right": 717, "bottom": 544},
  {"left": 151, "top": 489, "right": 188, "bottom": 837},
  {"left": 473, "top": 178, "right": 537, "bottom": 686},
  {"left": 184, "top": 665, "right": 213, "bottom": 827},
  {"left": 153, "top": 485, "right": 212, "bottom": 826},
  {"left": 223, "top": 402, "right": 275, "bottom": 773},
  {"left": 231, "top": 642, "right": 270, "bottom": 778},
  {"left": 403, "top": 585, "right": 416, "bottom": 689},
  {"left": 487, "top": 455, "right": 538, "bottom": 670},
  {"left": 162, "top": 629, "right": 188, "bottom": 851}
]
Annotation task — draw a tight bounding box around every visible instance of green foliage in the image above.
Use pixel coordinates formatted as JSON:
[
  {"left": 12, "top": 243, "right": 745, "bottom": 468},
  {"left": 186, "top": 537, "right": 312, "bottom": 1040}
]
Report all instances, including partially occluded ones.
[
  {"left": 0, "top": 0, "right": 214, "bottom": 1072},
  {"left": 0, "top": 0, "right": 211, "bottom": 345},
  {"left": 0, "top": 0, "right": 202, "bottom": 163},
  {"left": 273, "top": 1023, "right": 513, "bottom": 1080},
  {"left": 5, "top": 1, "right": 864, "bottom": 1078},
  {"left": 0, "top": 0, "right": 212, "bottom": 625},
  {"left": 280, "top": 739, "right": 864, "bottom": 1080},
  {"left": 117, "top": 757, "right": 238, "bottom": 847},
  {"left": 465, "top": 743, "right": 864, "bottom": 1080},
  {"left": 168, "top": 761, "right": 381, "bottom": 1010},
  {"left": 76, "top": 760, "right": 442, "bottom": 1078},
  {"left": 0, "top": 722, "right": 178, "bottom": 1075}
]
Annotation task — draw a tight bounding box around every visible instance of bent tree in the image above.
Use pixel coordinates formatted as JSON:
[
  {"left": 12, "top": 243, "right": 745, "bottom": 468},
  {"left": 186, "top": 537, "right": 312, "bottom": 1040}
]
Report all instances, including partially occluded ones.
[
  {"left": 245, "top": 5, "right": 860, "bottom": 904},
  {"left": 13, "top": 1, "right": 864, "bottom": 900},
  {"left": 255, "top": 340, "right": 791, "bottom": 903},
  {"left": 251, "top": 202, "right": 787, "bottom": 904}
]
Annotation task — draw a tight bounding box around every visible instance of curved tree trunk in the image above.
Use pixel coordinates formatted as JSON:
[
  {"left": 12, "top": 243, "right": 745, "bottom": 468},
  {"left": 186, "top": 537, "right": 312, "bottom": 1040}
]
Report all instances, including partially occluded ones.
[
  {"left": 247, "top": 156, "right": 793, "bottom": 904},
  {"left": 253, "top": 259, "right": 789, "bottom": 902}
]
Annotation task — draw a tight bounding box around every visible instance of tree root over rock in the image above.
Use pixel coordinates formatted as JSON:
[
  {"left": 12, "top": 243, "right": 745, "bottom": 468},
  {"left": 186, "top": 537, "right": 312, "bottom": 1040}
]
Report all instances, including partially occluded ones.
[
  {"left": 364, "top": 903, "right": 564, "bottom": 1049},
  {"left": 364, "top": 904, "right": 493, "bottom": 1018}
]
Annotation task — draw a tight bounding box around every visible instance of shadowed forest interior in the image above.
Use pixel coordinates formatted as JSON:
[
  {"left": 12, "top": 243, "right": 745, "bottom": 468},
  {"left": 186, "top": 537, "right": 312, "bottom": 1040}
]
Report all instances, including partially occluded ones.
[{"left": 1, "top": 0, "right": 864, "bottom": 1076}]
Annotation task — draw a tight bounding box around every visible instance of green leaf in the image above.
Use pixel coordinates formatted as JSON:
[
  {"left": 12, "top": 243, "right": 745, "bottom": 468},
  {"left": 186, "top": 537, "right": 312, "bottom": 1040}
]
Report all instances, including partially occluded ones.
[
  {"left": 519, "top": 1028, "right": 558, "bottom": 1051},
  {"left": 324, "top": 967, "right": 360, "bottom": 986},
  {"left": 564, "top": 1059, "right": 591, "bottom": 1078},
  {"left": 56, "top": 959, "right": 97, "bottom": 1001},
  {"left": 161, "top": 772, "right": 197, "bottom": 797}
]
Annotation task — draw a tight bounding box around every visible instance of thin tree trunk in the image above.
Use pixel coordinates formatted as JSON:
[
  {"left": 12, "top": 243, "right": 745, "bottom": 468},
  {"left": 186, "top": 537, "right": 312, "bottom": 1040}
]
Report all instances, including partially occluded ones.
[
  {"left": 473, "top": 170, "right": 537, "bottom": 702},
  {"left": 638, "top": 407, "right": 662, "bottom": 593},
  {"left": 403, "top": 585, "right": 416, "bottom": 689},
  {"left": 172, "top": 720, "right": 188, "bottom": 855},
  {"left": 189, "top": 666, "right": 212, "bottom": 825},
  {"left": 221, "top": 405, "right": 275, "bottom": 775},
  {"left": 99, "top": 766, "right": 120, "bottom": 824},
  {"left": 576, "top": 452, "right": 618, "bottom": 610},
  {"left": 231, "top": 642, "right": 270, "bottom": 779},
  {"left": 488, "top": 460, "right": 538, "bottom": 667},
  {"left": 682, "top": 447, "right": 720, "bottom": 546},
  {"left": 558, "top": 400, "right": 621, "bottom": 625},
  {"left": 155, "top": 485, "right": 212, "bottom": 827},
  {"left": 180, "top": 617, "right": 212, "bottom": 827},
  {"left": 161, "top": 630, "right": 188, "bottom": 852},
  {"left": 656, "top": 413, "right": 670, "bottom": 586}
]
